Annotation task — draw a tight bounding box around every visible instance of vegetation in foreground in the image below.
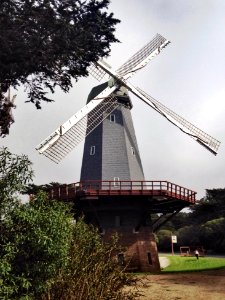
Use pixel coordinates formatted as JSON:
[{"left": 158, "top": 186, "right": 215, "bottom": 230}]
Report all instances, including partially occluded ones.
[
  {"left": 0, "top": 147, "right": 137, "bottom": 299},
  {"left": 162, "top": 255, "right": 225, "bottom": 273}
]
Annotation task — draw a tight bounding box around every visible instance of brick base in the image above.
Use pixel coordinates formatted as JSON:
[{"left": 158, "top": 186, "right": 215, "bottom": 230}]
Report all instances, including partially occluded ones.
[
  {"left": 77, "top": 198, "right": 161, "bottom": 272},
  {"left": 103, "top": 226, "right": 160, "bottom": 272}
]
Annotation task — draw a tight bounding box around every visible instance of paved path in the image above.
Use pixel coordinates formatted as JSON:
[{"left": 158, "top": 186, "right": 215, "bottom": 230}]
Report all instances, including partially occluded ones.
[{"left": 159, "top": 256, "right": 170, "bottom": 268}]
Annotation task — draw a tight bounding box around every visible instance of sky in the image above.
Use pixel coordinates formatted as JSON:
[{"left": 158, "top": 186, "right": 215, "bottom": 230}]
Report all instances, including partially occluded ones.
[{"left": 2, "top": 0, "right": 225, "bottom": 200}]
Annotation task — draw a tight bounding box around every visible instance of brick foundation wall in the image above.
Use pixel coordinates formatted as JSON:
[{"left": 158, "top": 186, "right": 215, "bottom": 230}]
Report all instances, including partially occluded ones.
[
  {"left": 77, "top": 198, "right": 161, "bottom": 272},
  {"left": 103, "top": 226, "right": 160, "bottom": 272}
]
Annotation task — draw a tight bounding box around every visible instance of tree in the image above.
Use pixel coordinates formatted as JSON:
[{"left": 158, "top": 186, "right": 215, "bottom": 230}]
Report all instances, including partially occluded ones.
[
  {"left": 177, "top": 225, "right": 201, "bottom": 247},
  {"left": 189, "top": 189, "right": 225, "bottom": 224},
  {"left": 23, "top": 182, "right": 68, "bottom": 195},
  {"left": 0, "top": 147, "right": 33, "bottom": 214},
  {"left": 200, "top": 218, "right": 225, "bottom": 252},
  {"left": 0, "top": 192, "right": 73, "bottom": 299},
  {"left": 156, "top": 229, "right": 173, "bottom": 252},
  {"left": 0, "top": 0, "right": 120, "bottom": 136}
]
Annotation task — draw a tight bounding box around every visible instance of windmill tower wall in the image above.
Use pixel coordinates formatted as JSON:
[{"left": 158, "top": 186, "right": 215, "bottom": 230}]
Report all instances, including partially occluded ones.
[
  {"left": 80, "top": 106, "right": 145, "bottom": 182},
  {"left": 79, "top": 83, "right": 160, "bottom": 272}
]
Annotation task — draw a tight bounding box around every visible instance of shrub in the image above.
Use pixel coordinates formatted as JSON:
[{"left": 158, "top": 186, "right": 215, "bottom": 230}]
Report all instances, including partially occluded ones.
[
  {"left": 0, "top": 192, "right": 73, "bottom": 299},
  {"left": 45, "top": 219, "right": 138, "bottom": 300}
]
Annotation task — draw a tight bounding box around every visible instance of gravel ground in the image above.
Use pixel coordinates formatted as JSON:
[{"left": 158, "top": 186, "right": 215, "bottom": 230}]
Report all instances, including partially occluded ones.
[{"left": 135, "top": 269, "right": 225, "bottom": 300}]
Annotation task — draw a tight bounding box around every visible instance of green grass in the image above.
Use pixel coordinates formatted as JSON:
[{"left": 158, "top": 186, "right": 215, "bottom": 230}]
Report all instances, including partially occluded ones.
[{"left": 162, "top": 255, "right": 225, "bottom": 273}]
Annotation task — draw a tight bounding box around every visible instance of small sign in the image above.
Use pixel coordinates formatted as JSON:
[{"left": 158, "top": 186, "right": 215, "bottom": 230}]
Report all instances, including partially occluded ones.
[{"left": 171, "top": 235, "right": 177, "bottom": 243}]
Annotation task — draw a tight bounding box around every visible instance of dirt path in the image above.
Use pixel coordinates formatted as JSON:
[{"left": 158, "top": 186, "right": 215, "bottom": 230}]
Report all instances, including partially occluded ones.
[{"left": 135, "top": 269, "right": 225, "bottom": 300}]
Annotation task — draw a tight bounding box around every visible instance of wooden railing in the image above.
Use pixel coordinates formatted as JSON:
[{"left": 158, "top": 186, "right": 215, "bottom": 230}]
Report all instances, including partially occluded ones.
[{"left": 48, "top": 180, "right": 196, "bottom": 204}]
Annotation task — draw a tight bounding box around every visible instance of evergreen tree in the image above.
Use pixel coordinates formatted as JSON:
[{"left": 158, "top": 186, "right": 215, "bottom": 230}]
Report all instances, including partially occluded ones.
[{"left": 0, "top": 0, "right": 120, "bottom": 136}]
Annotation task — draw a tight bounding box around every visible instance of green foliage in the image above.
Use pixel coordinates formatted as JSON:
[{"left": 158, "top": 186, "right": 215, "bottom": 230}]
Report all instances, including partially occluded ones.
[
  {"left": 156, "top": 229, "right": 173, "bottom": 251},
  {"left": 169, "top": 212, "right": 191, "bottom": 230},
  {"left": 0, "top": 0, "right": 120, "bottom": 136},
  {"left": 177, "top": 225, "right": 201, "bottom": 247},
  {"left": 45, "top": 219, "right": 137, "bottom": 300},
  {"left": 0, "top": 147, "right": 33, "bottom": 213},
  {"left": 190, "top": 189, "right": 225, "bottom": 224},
  {"left": 0, "top": 148, "right": 137, "bottom": 299},
  {"left": 200, "top": 218, "right": 225, "bottom": 252},
  {"left": 162, "top": 255, "right": 225, "bottom": 273},
  {"left": 0, "top": 191, "right": 73, "bottom": 299},
  {"left": 157, "top": 188, "right": 225, "bottom": 253},
  {"left": 23, "top": 182, "right": 67, "bottom": 195}
]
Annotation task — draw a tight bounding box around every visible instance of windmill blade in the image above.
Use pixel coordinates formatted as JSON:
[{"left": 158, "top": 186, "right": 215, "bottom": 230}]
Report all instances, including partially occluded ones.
[
  {"left": 127, "top": 85, "right": 220, "bottom": 155},
  {"left": 116, "top": 34, "right": 170, "bottom": 80},
  {"left": 88, "top": 34, "right": 170, "bottom": 82},
  {"left": 36, "top": 86, "right": 119, "bottom": 163},
  {"left": 81, "top": 61, "right": 221, "bottom": 155},
  {"left": 88, "top": 59, "right": 111, "bottom": 82}
]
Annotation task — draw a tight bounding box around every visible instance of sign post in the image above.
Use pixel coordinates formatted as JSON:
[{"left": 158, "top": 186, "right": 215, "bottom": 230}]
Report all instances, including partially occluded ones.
[{"left": 171, "top": 235, "right": 177, "bottom": 255}]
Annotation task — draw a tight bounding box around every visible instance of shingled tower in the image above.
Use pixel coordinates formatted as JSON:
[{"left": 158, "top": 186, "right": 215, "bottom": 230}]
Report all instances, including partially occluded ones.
[
  {"left": 80, "top": 82, "right": 145, "bottom": 183},
  {"left": 79, "top": 83, "right": 159, "bottom": 272}
]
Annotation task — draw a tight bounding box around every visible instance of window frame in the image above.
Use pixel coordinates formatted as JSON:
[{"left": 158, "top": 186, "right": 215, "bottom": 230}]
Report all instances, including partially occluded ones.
[
  {"left": 109, "top": 114, "right": 116, "bottom": 123},
  {"left": 90, "top": 145, "right": 95, "bottom": 155},
  {"left": 113, "top": 177, "right": 120, "bottom": 187}
]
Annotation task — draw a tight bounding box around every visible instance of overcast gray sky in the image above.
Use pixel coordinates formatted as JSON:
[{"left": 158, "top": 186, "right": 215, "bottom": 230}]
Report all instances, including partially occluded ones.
[{"left": 2, "top": 0, "right": 225, "bottom": 199}]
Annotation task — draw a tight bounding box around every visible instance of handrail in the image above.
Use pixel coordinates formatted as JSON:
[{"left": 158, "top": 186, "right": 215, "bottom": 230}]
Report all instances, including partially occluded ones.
[{"left": 48, "top": 180, "right": 196, "bottom": 204}]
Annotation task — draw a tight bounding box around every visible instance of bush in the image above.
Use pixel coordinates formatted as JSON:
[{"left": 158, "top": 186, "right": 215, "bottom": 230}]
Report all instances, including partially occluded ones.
[
  {"left": 0, "top": 148, "right": 137, "bottom": 299},
  {"left": 45, "top": 219, "right": 137, "bottom": 300},
  {"left": 0, "top": 192, "right": 73, "bottom": 299}
]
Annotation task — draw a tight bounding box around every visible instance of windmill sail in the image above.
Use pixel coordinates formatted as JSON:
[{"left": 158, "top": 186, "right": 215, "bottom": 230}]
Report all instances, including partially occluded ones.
[
  {"left": 116, "top": 34, "right": 170, "bottom": 80},
  {"left": 36, "top": 33, "right": 220, "bottom": 162},
  {"left": 36, "top": 87, "right": 119, "bottom": 163},
  {"left": 95, "top": 54, "right": 220, "bottom": 156},
  {"left": 88, "top": 34, "right": 170, "bottom": 82},
  {"left": 129, "top": 86, "right": 220, "bottom": 155},
  {"left": 88, "top": 59, "right": 110, "bottom": 82}
]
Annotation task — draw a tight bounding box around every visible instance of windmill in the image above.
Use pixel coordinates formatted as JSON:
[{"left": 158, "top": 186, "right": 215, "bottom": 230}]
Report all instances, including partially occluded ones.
[{"left": 36, "top": 34, "right": 220, "bottom": 272}]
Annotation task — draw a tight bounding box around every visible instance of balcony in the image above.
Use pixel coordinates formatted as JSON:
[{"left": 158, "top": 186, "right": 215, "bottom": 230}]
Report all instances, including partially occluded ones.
[{"left": 48, "top": 180, "right": 196, "bottom": 205}]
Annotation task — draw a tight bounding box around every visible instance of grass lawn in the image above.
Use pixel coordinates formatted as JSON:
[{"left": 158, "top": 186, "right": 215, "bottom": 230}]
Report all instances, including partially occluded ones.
[{"left": 162, "top": 255, "right": 225, "bottom": 272}]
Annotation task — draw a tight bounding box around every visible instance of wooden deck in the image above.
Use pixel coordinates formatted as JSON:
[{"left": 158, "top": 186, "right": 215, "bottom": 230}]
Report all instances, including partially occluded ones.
[{"left": 48, "top": 180, "right": 196, "bottom": 204}]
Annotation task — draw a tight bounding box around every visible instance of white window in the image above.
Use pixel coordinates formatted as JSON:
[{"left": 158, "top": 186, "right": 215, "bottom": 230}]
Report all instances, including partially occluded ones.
[
  {"left": 114, "top": 177, "right": 120, "bottom": 186},
  {"left": 110, "top": 114, "right": 116, "bottom": 123},
  {"left": 90, "top": 146, "right": 95, "bottom": 155},
  {"left": 131, "top": 147, "right": 135, "bottom": 155}
]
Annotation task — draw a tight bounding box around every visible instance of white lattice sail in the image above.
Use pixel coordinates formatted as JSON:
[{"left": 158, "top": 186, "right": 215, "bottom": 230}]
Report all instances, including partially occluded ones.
[
  {"left": 36, "top": 87, "right": 119, "bottom": 163},
  {"left": 88, "top": 59, "right": 111, "bottom": 82},
  {"left": 116, "top": 34, "right": 170, "bottom": 79},
  {"left": 133, "top": 86, "right": 220, "bottom": 155},
  {"left": 36, "top": 32, "right": 220, "bottom": 162}
]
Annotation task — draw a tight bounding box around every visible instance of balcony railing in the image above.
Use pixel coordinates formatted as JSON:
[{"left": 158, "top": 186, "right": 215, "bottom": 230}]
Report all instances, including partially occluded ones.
[{"left": 48, "top": 180, "right": 196, "bottom": 204}]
